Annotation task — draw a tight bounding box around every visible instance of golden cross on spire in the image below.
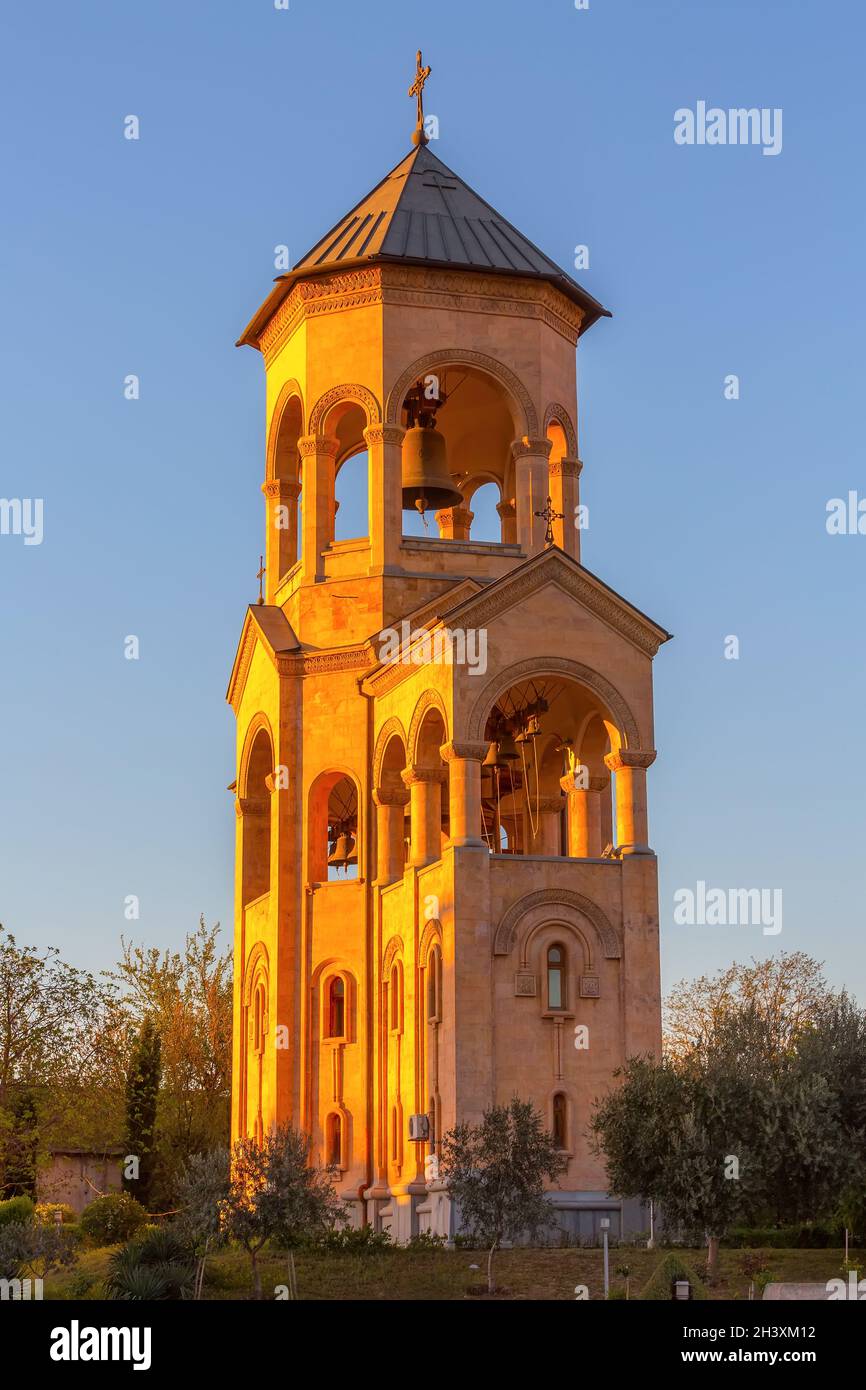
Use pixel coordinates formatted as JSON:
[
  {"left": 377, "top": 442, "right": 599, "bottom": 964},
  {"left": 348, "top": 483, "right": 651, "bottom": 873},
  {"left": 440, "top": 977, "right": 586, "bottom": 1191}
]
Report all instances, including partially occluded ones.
[
  {"left": 408, "top": 49, "right": 432, "bottom": 146},
  {"left": 256, "top": 555, "right": 266, "bottom": 605}
]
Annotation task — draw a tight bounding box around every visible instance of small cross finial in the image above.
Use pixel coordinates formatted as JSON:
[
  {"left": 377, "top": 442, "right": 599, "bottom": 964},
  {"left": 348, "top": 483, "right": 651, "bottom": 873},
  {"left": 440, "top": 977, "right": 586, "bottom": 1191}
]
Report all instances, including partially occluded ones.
[
  {"left": 534, "top": 496, "right": 564, "bottom": 547},
  {"left": 256, "top": 555, "right": 266, "bottom": 605},
  {"left": 408, "top": 49, "right": 432, "bottom": 146}
]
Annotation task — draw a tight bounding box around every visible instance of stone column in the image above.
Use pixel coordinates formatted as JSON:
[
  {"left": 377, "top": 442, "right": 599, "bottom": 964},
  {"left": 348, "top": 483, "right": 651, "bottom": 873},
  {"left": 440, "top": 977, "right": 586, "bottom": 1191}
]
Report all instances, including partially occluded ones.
[
  {"left": 435, "top": 506, "right": 473, "bottom": 541},
  {"left": 528, "top": 796, "right": 564, "bottom": 855},
  {"left": 365, "top": 424, "right": 405, "bottom": 575},
  {"left": 261, "top": 477, "right": 301, "bottom": 601},
  {"left": 548, "top": 456, "right": 583, "bottom": 559},
  {"left": 373, "top": 789, "right": 410, "bottom": 885},
  {"left": 439, "top": 741, "right": 488, "bottom": 848},
  {"left": 604, "top": 750, "right": 657, "bottom": 855},
  {"left": 401, "top": 768, "right": 444, "bottom": 867},
  {"left": 299, "top": 435, "right": 339, "bottom": 583},
  {"left": 512, "top": 437, "right": 553, "bottom": 555},
  {"left": 496, "top": 499, "right": 517, "bottom": 544}
]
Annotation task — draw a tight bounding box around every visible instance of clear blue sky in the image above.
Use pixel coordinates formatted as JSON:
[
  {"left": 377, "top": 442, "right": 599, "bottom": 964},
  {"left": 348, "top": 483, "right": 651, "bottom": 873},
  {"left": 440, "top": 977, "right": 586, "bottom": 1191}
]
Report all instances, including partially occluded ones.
[{"left": 2, "top": 0, "right": 864, "bottom": 1001}]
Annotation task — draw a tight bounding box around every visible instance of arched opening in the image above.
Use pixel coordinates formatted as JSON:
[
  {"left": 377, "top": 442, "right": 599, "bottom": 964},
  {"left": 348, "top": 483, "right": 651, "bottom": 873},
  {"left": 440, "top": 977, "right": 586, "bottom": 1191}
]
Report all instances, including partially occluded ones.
[
  {"left": 326, "top": 1112, "right": 343, "bottom": 1169},
  {"left": 479, "top": 674, "right": 621, "bottom": 859},
  {"left": 269, "top": 392, "right": 303, "bottom": 584},
  {"left": 308, "top": 771, "right": 361, "bottom": 883},
  {"left": 552, "top": 1092, "right": 567, "bottom": 1150},
  {"left": 464, "top": 479, "right": 503, "bottom": 542},
  {"left": 334, "top": 447, "right": 370, "bottom": 543},
  {"left": 327, "top": 976, "right": 346, "bottom": 1038},
  {"left": 546, "top": 418, "right": 569, "bottom": 467},
  {"left": 547, "top": 943, "right": 567, "bottom": 1011},
  {"left": 414, "top": 705, "right": 449, "bottom": 860},
  {"left": 397, "top": 365, "right": 520, "bottom": 540},
  {"left": 242, "top": 726, "right": 273, "bottom": 905}
]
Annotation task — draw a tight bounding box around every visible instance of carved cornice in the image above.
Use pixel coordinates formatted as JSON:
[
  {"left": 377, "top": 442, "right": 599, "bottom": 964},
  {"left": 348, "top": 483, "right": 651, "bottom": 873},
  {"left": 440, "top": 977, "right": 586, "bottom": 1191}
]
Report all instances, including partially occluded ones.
[
  {"left": 257, "top": 266, "right": 584, "bottom": 366},
  {"left": 493, "top": 888, "right": 621, "bottom": 960}
]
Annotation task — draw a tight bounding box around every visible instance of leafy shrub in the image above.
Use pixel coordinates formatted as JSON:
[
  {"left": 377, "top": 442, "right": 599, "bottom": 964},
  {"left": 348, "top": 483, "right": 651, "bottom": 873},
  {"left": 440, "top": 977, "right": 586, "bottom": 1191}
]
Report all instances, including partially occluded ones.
[
  {"left": 105, "top": 1227, "right": 195, "bottom": 1301},
  {"left": 727, "top": 1224, "right": 841, "bottom": 1250},
  {"left": 35, "top": 1202, "right": 75, "bottom": 1226},
  {"left": 309, "top": 1226, "right": 392, "bottom": 1255},
  {"left": 79, "top": 1193, "right": 148, "bottom": 1247},
  {"left": 405, "top": 1231, "right": 447, "bottom": 1253},
  {"left": 66, "top": 1271, "right": 97, "bottom": 1299},
  {"left": 640, "top": 1252, "right": 709, "bottom": 1301},
  {"left": 0, "top": 1196, "right": 35, "bottom": 1228},
  {"left": 0, "top": 1219, "right": 78, "bottom": 1280}
]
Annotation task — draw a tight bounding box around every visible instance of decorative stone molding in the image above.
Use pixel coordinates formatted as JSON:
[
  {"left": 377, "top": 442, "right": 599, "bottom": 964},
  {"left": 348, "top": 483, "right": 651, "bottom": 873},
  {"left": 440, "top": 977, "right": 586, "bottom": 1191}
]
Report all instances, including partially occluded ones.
[
  {"left": 382, "top": 935, "right": 405, "bottom": 978},
  {"left": 453, "top": 555, "right": 669, "bottom": 662},
  {"left": 467, "top": 656, "right": 641, "bottom": 750},
  {"left": 373, "top": 788, "right": 410, "bottom": 809},
  {"left": 496, "top": 500, "right": 516, "bottom": 518},
  {"left": 298, "top": 433, "right": 341, "bottom": 459},
  {"left": 514, "top": 972, "right": 537, "bottom": 997},
  {"left": 262, "top": 478, "right": 301, "bottom": 501},
  {"left": 308, "top": 385, "right": 382, "bottom": 435},
  {"left": 604, "top": 749, "right": 657, "bottom": 773},
  {"left": 548, "top": 456, "right": 582, "bottom": 479},
  {"left": 543, "top": 403, "right": 578, "bottom": 457},
  {"left": 372, "top": 716, "right": 409, "bottom": 791},
  {"left": 235, "top": 795, "right": 269, "bottom": 819},
  {"left": 363, "top": 423, "right": 405, "bottom": 448},
  {"left": 536, "top": 795, "right": 565, "bottom": 815},
  {"left": 493, "top": 888, "right": 622, "bottom": 960},
  {"left": 511, "top": 436, "right": 553, "bottom": 461},
  {"left": 407, "top": 689, "right": 449, "bottom": 765},
  {"left": 419, "top": 917, "right": 443, "bottom": 962},
  {"left": 439, "top": 740, "right": 490, "bottom": 764},
  {"left": 589, "top": 776, "right": 610, "bottom": 793},
  {"left": 580, "top": 974, "right": 601, "bottom": 998},
  {"left": 401, "top": 766, "right": 447, "bottom": 788},
  {"left": 385, "top": 349, "right": 540, "bottom": 437}
]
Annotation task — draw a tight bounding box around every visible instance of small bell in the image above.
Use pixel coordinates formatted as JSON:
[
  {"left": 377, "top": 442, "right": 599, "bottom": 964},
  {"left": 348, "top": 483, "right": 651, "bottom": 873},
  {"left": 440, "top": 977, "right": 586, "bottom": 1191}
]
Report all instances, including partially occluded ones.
[
  {"left": 328, "top": 826, "right": 357, "bottom": 872},
  {"left": 401, "top": 425, "right": 464, "bottom": 515}
]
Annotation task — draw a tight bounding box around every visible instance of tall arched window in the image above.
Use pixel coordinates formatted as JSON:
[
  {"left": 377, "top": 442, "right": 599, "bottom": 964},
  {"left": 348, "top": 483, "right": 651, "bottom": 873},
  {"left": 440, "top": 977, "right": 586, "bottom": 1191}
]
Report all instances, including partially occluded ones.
[
  {"left": 327, "top": 977, "right": 345, "bottom": 1038},
  {"left": 427, "top": 946, "right": 442, "bottom": 1022},
  {"left": 253, "top": 981, "right": 267, "bottom": 1054},
  {"left": 547, "top": 944, "right": 566, "bottom": 1010},
  {"left": 553, "top": 1092, "right": 567, "bottom": 1150},
  {"left": 326, "top": 1112, "right": 343, "bottom": 1168},
  {"left": 390, "top": 962, "right": 403, "bottom": 1033}
]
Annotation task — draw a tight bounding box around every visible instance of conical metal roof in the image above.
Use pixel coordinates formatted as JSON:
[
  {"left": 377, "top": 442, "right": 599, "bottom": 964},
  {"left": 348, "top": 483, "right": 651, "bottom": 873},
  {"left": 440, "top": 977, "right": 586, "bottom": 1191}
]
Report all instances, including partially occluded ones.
[{"left": 238, "top": 144, "right": 609, "bottom": 347}]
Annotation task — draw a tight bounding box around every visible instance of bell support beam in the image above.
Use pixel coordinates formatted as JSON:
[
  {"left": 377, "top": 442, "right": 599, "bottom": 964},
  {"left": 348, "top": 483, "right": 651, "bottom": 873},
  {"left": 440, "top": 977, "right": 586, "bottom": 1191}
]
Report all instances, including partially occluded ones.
[
  {"left": 262, "top": 477, "right": 302, "bottom": 601},
  {"left": 299, "top": 434, "right": 340, "bottom": 584},
  {"left": 401, "top": 766, "right": 446, "bottom": 867},
  {"left": 365, "top": 424, "right": 405, "bottom": 575},
  {"left": 549, "top": 456, "right": 583, "bottom": 559},
  {"left": 512, "top": 437, "right": 553, "bottom": 555},
  {"left": 604, "top": 750, "right": 657, "bottom": 856},
  {"left": 440, "top": 741, "right": 489, "bottom": 849}
]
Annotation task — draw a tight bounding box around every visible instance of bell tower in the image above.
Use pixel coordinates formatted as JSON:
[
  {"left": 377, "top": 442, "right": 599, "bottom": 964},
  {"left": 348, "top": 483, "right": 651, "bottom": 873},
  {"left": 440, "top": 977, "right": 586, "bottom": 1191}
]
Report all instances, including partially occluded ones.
[{"left": 228, "top": 56, "right": 671, "bottom": 1240}]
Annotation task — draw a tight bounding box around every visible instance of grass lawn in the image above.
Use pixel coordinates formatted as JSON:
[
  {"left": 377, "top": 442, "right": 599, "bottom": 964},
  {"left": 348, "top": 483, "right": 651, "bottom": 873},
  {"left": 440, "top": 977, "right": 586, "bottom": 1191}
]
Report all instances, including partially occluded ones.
[{"left": 43, "top": 1243, "right": 863, "bottom": 1301}]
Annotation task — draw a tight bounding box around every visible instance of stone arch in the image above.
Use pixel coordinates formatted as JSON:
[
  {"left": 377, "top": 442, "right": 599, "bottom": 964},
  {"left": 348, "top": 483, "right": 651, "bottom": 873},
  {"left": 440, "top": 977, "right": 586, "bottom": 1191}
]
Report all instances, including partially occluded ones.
[
  {"left": 239, "top": 713, "right": 275, "bottom": 795},
  {"left": 266, "top": 379, "right": 305, "bottom": 482},
  {"left": 382, "top": 934, "right": 405, "bottom": 980},
  {"left": 493, "top": 889, "right": 621, "bottom": 959},
  {"left": 385, "top": 349, "right": 539, "bottom": 438},
  {"left": 466, "top": 657, "right": 640, "bottom": 750},
  {"left": 407, "top": 689, "right": 449, "bottom": 767},
  {"left": 372, "top": 716, "right": 410, "bottom": 791},
  {"left": 544, "top": 402, "right": 578, "bottom": 458},
  {"left": 308, "top": 383, "right": 382, "bottom": 435},
  {"left": 242, "top": 940, "right": 270, "bottom": 1006},
  {"left": 419, "top": 917, "right": 443, "bottom": 961}
]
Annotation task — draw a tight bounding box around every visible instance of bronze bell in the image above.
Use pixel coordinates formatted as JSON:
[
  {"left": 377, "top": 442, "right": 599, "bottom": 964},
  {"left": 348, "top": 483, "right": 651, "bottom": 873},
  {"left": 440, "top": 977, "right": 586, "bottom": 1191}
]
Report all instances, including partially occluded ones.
[
  {"left": 328, "top": 827, "right": 358, "bottom": 871},
  {"left": 401, "top": 425, "right": 464, "bottom": 515}
]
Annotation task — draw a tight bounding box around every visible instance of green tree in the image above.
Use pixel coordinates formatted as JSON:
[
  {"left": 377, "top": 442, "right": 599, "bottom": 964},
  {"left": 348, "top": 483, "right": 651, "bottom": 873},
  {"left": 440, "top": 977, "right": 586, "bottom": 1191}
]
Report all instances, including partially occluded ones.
[
  {"left": 111, "top": 919, "right": 232, "bottom": 1203},
  {"left": 439, "top": 1097, "right": 566, "bottom": 1295},
  {"left": 123, "top": 1018, "right": 161, "bottom": 1211}
]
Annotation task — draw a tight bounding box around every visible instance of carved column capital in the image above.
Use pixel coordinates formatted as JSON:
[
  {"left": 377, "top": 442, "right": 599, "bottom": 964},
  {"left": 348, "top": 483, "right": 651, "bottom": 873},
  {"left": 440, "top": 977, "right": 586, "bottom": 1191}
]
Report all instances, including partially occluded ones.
[
  {"left": 298, "top": 434, "right": 340, "bottom": 459},
  {"left": 511, "top": 436, "right": 553, "bottom": 461},
  {"left": 604, "top": 749, "right": 657, "bottom": 774},
  {"left": 401, "top": 766, "right": 447, "bottom": 788},
  {"left": 373, "top": 788, "right": 410, "bottom": 809},
  {"left": 262, "top": 477, "right": 302, "bottom": 501},
  {"left": 364, "top": 423, "right": 406, "bottom": 448},
  {"left": 439, "top": 740, "right": 490, "bottom": 765},
  {"left": 496, "top": 500, "right": 516, "bottom": 519},
  {"left": 235, "top": 795, "right": 269, "bottom": 819},
  {"left": 548, "top": 456, "right": 583, "bottom": 479}
]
